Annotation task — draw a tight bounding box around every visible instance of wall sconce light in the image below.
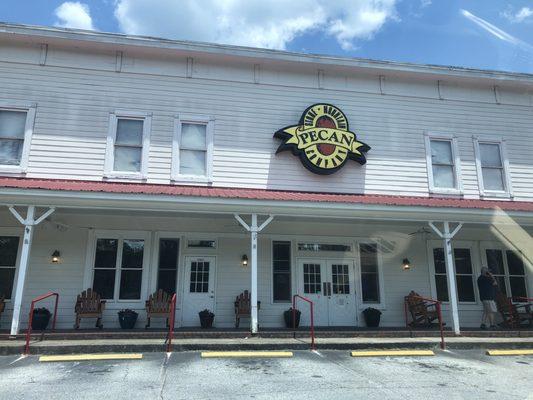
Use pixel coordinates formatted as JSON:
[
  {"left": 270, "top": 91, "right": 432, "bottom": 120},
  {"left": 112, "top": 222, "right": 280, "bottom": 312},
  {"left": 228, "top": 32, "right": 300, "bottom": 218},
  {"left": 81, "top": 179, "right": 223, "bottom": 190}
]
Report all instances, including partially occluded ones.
[
  {"left": 51, "top": 250, "right": 61, "bottom": 263},
  {"left": 402, "top": 258, "right": 411, "bottom": 271},
  {"left": 241, "top": 254, "right": 248, "bottom": 268}
]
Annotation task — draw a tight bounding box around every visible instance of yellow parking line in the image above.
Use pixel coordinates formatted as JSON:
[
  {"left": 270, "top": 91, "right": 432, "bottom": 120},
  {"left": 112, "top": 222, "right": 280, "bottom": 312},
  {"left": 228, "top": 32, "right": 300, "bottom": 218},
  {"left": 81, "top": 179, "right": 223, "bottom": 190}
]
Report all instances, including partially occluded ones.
[
  {"left": 486, "top": 349, "right": 533, "bottom": 356},
  {"left": 351, "top": 350, "right": 435, "bottom": 357},
  {"left": 201, "top": 351, "right": 293, "bottom": 358},
  {"left": 39, "top": 353, "right": 143, "bottom": 362}
]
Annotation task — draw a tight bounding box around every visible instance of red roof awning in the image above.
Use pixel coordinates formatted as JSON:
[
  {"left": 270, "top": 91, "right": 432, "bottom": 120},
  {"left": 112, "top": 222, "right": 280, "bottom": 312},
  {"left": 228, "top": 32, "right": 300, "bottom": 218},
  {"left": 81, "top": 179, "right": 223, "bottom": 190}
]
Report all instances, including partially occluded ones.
[{"left": 0, "top": 177, "right": 532, "bottom": 212}]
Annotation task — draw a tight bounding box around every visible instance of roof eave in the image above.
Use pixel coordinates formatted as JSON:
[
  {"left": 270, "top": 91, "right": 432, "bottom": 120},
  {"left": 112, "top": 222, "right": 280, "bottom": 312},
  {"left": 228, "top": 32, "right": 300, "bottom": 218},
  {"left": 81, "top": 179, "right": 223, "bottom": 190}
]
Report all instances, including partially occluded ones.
[{"left": 1, "top": 22, "right": 533, "bottom": 86}]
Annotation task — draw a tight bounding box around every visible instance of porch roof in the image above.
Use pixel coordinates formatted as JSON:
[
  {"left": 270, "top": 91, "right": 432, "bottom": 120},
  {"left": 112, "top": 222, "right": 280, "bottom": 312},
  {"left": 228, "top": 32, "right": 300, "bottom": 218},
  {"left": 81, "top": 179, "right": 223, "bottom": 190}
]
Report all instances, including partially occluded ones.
[{"left": 1, "top": 177, "right": 533, "bottom": 213}]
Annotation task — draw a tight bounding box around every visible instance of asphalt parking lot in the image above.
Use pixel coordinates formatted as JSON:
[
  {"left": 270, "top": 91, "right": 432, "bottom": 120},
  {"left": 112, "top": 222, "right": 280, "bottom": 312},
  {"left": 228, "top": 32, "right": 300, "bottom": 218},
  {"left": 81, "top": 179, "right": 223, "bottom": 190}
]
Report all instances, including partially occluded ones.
[{"left": 0, "top": 350, "right": 531, "bottom": 400}]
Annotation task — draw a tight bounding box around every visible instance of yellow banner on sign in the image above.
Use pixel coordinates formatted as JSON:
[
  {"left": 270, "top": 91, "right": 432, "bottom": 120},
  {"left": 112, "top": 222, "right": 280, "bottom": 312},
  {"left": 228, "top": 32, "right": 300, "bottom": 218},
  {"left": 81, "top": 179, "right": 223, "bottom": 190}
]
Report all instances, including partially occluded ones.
[{"left": 283, "top": 126, "right": 364, "bottom": 155}]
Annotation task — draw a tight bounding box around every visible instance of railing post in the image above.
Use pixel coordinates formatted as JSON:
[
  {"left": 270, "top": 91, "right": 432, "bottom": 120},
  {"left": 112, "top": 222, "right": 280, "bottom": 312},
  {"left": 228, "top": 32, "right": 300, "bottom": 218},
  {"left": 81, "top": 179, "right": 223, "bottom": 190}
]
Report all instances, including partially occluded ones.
[
  {"left": 24, "top": 292, "right": 59, "bottom": 355},
  {"left": 437, "top": 301, "right": 445, "bottom": 350},
  {"left": 310, "top": 301, "right": 315, "bottom": 351},
  {"left": 166, "top": 294, "right": 177, "bottom": 353}
]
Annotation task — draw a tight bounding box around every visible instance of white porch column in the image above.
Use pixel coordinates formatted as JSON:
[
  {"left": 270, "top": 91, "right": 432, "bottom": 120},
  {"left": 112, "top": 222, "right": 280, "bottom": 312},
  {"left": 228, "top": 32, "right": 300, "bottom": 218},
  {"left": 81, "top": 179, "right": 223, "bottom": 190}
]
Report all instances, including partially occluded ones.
[
  {"left": 429, "top": 221, "right": 463, "bottom": 335},
  {"left": 235, "top": 213, "right": 274, "bottom": 334},
  {"left": 8, "top": 205, "right": 55, "bottom": 336}
]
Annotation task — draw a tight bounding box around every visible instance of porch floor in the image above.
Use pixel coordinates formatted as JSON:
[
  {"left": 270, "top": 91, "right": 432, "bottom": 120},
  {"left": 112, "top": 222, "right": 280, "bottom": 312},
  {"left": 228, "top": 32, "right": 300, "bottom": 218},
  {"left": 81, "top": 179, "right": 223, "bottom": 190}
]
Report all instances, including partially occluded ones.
[{"left": 2, "top": 326, "right": 532, "bottom": 341}]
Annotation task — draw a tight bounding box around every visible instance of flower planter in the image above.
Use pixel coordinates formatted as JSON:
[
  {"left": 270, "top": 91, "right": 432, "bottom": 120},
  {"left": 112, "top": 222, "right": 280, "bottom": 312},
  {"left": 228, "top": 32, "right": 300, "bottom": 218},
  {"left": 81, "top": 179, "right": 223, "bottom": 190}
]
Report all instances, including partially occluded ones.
[
  {"left": 118, "top": 310, "right": 138, "bottom": 329},
  {"left": 283, "top": 308, "right": 301, "bottom": 329},
  {"left": 362, "top": 307, "right": 381, "bottom": 328},
  {"left": 31, "top": 308, "right": 51, "bottom": 331},
  {"left": 198, "top": 309, "right": 215, "bottom": 328}
]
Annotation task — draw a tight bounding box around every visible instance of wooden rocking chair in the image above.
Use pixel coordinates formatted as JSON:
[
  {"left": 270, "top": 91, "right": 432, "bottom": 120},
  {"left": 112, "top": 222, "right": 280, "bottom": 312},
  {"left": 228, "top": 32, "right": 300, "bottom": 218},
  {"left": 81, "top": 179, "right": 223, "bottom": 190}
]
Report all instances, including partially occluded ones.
[
  {"left": 495, "top": 292, "right": 533, "bottom": 328},
  {"left": 74, "top": 289, "right": 106, "bottom": 329},
  {"left": 405, "top": 291, "right": 441, "bottom": 327},
  {"left": 234, "top": 290, "right": 261, "bottom": 328},
  {"left": 145, "top": 289, "right": 173, "bottom": 329}
]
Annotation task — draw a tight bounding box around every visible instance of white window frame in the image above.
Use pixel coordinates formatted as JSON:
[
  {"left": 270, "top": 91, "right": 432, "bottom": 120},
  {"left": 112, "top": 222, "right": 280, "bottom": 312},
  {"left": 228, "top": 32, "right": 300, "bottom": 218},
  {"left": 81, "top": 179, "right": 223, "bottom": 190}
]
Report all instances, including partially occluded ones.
[
  {"left": 356, "top": 240, "right": 386, "bottom": 309},
  {"left": 427, "top": 240, "right": 480, "bottom": 306},
  {"left": 171, "top": 114, "right": 214, "bottom": 184},
  {"left": 480, "top": 242, "right": 529, "bottom": 300},
  {"left": 272, "top": 239, "right": 292, "bottom": 303},
  {"left": 104, "top": 110, "right": 152, "bottom": 180},
  {"left": 0, "top": 101, "right": 36, "bottom": 175},
  {"left": 424, "top": 132, "right": 463, "bottom": 195},
  {"left": 83, "top": 230, "right": 152, "bottom": 305},
  {"left": 473, "top": 137, "right": 512, "bottom": 198}
]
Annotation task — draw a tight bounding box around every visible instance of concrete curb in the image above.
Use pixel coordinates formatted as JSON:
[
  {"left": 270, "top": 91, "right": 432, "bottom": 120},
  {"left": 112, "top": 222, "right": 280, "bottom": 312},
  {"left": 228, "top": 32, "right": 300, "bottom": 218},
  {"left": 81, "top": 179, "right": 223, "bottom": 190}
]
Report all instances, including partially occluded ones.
[{"left": 2, "top": 339, "right": 533, "bottom": 355}]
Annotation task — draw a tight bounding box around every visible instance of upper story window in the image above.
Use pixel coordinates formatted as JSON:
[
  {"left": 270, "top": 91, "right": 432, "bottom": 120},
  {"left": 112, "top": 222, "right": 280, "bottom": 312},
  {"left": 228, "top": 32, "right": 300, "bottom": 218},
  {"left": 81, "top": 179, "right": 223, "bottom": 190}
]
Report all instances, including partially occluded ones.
[
  {"left": 104, "top": 111, "right": 151, "bottom": 179},
  {"left": 172, "top": 115, "right": 214, "bottom": 183},
  {"left": 0, "top": 104, "right": 36, "bottom": 173},
  {"left": 425, "top": 133, "right": 462, "bottom": 194},
  {"left": 474, "top": 138, "right": 512, "bottom": 197}
]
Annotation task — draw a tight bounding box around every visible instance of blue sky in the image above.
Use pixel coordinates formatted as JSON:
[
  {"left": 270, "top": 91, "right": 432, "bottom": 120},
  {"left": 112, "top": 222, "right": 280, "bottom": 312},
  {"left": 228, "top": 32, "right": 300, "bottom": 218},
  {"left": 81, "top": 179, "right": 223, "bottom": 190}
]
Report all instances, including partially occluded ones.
[{"left": 0, "top": 0, "right": 532, "bottom": 73}]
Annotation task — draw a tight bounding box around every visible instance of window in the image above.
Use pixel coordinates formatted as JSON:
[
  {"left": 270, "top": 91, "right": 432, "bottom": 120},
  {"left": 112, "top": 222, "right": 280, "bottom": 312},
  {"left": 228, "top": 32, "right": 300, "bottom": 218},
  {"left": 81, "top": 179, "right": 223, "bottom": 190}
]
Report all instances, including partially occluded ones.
[
  {"left": 303, "top": 263, "right": 321, "bottom": 294},
  {"left": 157, "top": 238, "right": 179, "bottom": 295},
  {"left": 474, "top": 139, "right": 511, "bottom": 197},
  {"left": 0, "top": 236, "right": 20, "bottom": 299},
  {"left": 432, "top": 247, "right": 475, "bottom": 302},
  {"left": 92, "top": 236, "right": 147, "bottom": 300},
  {"left": 187, "top": 239, "right": 216, "bottom": 249},
  {"left": 273, "top": 241, "right": 291, "bottom": 302},
  {"left": 332, "top": 264, "right": 350, "bottom": 294},
  {"left": 298, "top": 243, "right": 351, "bottom": 252},
  {"left": 104, "top": 112, "right": 151, "bottom": 178},
  {"left": 189, "top": 260, "right": 210, "bottom": 293},
  {"left": 425, "top": 134, "right": 462, "bottom": 193},
  {"left": 359, "top": 243, "right": 380, "bottom": 303},
  {"left": 485, "top": 248, "right": 528, "bottom": 299},
  {"left": 0, "top": 105, "right": 36, "bottom": 172},
  {"left": 172, "top": 115, "right": 214, "bottom": 182}
]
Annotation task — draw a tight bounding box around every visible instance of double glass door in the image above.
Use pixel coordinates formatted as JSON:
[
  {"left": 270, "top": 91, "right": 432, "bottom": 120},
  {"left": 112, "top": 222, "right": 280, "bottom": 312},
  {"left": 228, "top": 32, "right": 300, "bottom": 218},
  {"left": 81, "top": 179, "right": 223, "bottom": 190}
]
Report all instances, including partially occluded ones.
[{"left": 297, "top": 259, "right": 357, "bottom": 326}]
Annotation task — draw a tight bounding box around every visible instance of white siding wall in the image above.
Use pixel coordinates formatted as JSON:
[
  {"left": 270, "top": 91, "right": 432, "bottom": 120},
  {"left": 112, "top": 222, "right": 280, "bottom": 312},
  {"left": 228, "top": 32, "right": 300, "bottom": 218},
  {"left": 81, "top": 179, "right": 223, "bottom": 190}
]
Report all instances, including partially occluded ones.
[
  {"left": 0, "top": 40, "right": 532, "bottom": 200},
  {"left": 1, "top": 209, "right": 531, "bottom": 330}
]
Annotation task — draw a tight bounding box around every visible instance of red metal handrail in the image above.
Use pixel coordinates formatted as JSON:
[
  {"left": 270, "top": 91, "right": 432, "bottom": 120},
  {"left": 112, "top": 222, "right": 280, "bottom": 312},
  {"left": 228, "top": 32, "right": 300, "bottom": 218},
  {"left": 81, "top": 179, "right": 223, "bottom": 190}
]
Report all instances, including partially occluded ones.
[
  {"left": 24, "top": 292, "right": 59, "bottom": 355},
  {"left": 165, "top": 293, "right": 177, "bottom": 353},
  {"left": 404, "top": 294, "right": 445, "bottom": 350},
  {"left": 513, "top": 297, "right": 533, "bottom": 303},
  {"left": 292, "top": 294, "right": 315, "bottom": 351}
]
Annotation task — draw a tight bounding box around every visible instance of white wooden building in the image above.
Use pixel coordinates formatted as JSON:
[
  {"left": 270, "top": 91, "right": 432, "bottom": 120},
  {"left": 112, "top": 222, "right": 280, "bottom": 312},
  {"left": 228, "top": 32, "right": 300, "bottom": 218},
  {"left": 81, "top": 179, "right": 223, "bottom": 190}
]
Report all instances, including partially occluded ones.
[{"left": 0, "top": 23, "right": 532, "bottom": 335}]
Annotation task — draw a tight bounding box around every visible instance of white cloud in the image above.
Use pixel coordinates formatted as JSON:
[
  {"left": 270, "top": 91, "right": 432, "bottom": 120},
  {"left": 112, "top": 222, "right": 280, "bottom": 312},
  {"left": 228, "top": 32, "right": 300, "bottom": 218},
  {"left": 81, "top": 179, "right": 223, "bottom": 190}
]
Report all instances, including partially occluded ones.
[
  {"left": 461, "top": 9, "right": 533, "bottom": 52},
  {"left": 54, "top": 2, "right": 95, "bottom": 30},
  {"left": 502, "top": 7, "right": 533, "bottom": 23},
  {"left": 114, "top": 0, "right": 397, "bottom": 50}
]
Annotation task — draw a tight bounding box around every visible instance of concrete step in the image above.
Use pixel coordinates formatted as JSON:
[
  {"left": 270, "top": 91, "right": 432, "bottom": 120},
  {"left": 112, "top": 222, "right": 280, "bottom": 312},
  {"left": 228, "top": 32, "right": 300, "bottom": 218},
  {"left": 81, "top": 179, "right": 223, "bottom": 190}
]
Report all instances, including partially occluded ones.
[
  {"left": 2, "top": 328, "right": 531, "bottom": 341},
  {"left": 2, "top": 336, "right": 533, "bottom": 356}
]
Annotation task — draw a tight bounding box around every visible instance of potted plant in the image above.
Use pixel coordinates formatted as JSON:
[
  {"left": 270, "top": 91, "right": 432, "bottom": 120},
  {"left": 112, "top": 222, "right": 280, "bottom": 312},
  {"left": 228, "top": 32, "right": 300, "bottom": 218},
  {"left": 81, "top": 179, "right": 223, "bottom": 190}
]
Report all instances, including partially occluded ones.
[
  {"left": 362, "top": 307, "right": 382, "bottom": 328},
  {"left": 198, "top": 309, "right": 215, "bottom": 328},
  {"left": 283, "top": 308, "right": 301, "bottom": 329},
  {"left": 118, "top": 309, "right": 138, "bottom": 329},
  {"left": 31, "top": 307, "right": 52, "bottom": 330}
]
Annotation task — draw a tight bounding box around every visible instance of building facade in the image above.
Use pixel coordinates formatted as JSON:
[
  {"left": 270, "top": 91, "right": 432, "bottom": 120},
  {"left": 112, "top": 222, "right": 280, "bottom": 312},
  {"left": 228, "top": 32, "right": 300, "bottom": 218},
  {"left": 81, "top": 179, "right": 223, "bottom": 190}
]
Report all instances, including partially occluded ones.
[{"left": 0, "top": 23, "right": 532, "bottom": 335}]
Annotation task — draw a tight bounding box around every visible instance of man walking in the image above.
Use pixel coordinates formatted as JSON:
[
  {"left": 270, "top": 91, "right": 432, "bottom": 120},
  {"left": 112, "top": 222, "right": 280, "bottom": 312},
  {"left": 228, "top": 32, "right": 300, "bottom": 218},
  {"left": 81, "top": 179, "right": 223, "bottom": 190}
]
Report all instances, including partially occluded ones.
[{"left": 477, "top": 267, "right": 498, "bottom": 329}]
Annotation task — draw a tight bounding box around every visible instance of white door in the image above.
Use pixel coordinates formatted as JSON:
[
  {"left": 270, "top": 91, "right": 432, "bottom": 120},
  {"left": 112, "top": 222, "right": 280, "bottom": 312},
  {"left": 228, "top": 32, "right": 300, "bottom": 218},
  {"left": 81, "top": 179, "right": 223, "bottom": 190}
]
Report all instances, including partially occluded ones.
[
  {"left": 182, "top": 256, "right": 216, "bottom": 327},
  {"left": 298, "top": 259, "right": 329, "bottom": 326},
  {"left": 327, "top": 260, "right": 357, "bottom": 326},
  {"left": 297, "top": 259, "right": 357, "bottom": 327}
]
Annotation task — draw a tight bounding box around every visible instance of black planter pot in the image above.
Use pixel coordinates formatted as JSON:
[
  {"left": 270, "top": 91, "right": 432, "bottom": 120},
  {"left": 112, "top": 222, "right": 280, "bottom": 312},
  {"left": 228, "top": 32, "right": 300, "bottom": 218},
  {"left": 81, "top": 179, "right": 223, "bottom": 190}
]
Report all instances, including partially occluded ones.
[
  {"left": 283, "top": 309, "right": 301, "bottom": 329},
  {"left": 118, "top": 311, "right": 138, "bottom": 329},
  {"left": 31, "top": 311, "right": 51, "bottom": 331},
  {"left": 362, "top": 308, "right": 381, "bottom": 328},
  {"left": 199, "top": 314, "right": 214, "bottom": 328}
]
